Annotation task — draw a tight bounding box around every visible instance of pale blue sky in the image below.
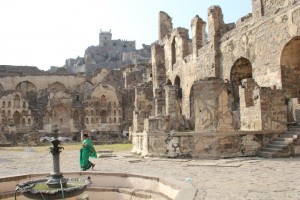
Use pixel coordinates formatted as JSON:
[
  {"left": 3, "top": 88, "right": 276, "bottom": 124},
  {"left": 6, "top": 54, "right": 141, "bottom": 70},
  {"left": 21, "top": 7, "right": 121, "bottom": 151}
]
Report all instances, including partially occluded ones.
[{"left": 0, "top": 0, "right": 252, "bottom": 70}]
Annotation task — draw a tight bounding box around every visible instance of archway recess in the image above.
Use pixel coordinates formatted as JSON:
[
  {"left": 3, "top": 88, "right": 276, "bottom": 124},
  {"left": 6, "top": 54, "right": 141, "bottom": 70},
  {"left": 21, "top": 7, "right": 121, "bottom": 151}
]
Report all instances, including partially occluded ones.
[
  {"left": 280, "top": 36, "right": 300, "bottom": 98},
  {"left": 230, "top": 57, "right": 253, "bottom": 110}
]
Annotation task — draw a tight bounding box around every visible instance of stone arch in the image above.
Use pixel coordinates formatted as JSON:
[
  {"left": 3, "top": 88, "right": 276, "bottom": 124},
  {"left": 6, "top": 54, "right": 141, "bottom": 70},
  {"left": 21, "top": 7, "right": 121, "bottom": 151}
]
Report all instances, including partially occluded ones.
[
  {"left": 48, "top": 82, "right": 67, "bottom": 93},
  {"left": 230, "top": 57, "right": 253, "bottom": 110},
  {"left": 280, "top": 36, "right": 300, "bottom": 98},
  {"left": 100, "top": 110, "right": 107, "bottom": 123},
  {"left": 13, "top": 111, "right": 21, "bottom": 125},
  {"left": 166, "top": 79, "right": 172, "bottom": 86},
  {"left": 52, "top": 105, "right": 70, "bottom": 130},
  {"left": 15, "top": 81, "right": 37, "bottom": 93},
  {"left": 76, "top": 81, "right": 94, "bottom": 101}
]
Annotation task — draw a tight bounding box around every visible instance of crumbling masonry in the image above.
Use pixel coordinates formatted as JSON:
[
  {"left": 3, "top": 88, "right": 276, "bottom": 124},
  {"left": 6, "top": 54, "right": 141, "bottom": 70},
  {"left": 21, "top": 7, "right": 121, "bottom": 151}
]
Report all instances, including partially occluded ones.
[{"left": 131, "top": 0, "right": 300, "bottom": 158}]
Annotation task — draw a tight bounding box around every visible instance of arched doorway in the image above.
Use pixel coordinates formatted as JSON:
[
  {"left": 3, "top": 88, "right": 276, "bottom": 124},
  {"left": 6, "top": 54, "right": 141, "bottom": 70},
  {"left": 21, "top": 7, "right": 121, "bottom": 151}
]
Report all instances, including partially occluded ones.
[
  {"left": 13, "top": 111, "right": 20, "bottom": 125},
  {"left": 174, "top": 75, "right": 182, "bottom": 115},
  {"left": 53, "top": 105, "right": 70, "bottom": 131},
  {"left": 280, "top": 36, "right": 300, "bottom": 98},
  {"left": 280, "top": 37, "right": 300, "bottom": 123},
  {"left": 100, "top": 110, "right": 107, "bottom": 123},
  {"left": 230, "top": 57, "right": 253, "bottom": 110}
]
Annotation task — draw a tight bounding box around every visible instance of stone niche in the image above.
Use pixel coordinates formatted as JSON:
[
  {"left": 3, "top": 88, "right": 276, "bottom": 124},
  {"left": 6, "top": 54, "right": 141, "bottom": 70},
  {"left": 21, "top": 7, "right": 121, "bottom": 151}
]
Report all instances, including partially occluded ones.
[{"left": 193, "top": 78, "right": 234, "bottom": 132}]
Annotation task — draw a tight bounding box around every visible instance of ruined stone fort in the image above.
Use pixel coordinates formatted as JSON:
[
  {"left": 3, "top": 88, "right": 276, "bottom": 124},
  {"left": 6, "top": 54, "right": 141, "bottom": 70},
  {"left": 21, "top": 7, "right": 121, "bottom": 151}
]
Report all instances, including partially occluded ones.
[{"left": 1, "top": 0, "right": 300, "bottom": 158}]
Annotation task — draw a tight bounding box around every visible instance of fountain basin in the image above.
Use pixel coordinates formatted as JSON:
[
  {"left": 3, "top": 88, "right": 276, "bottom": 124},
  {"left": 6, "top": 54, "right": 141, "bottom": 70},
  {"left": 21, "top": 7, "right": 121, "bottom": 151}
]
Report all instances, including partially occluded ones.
[
  {"left": 0, "top": 172, "right": 197, "bottom": 200},
  {"left": 17, "top": 177, "right": 87, "bottom": 199}
]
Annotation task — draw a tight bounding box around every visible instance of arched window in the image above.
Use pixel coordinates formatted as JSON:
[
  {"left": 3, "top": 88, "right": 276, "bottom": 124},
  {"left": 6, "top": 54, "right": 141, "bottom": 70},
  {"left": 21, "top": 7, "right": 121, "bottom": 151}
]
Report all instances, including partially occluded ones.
[{"left": 14, "top": 94, "right": 21, "bottom": 108}]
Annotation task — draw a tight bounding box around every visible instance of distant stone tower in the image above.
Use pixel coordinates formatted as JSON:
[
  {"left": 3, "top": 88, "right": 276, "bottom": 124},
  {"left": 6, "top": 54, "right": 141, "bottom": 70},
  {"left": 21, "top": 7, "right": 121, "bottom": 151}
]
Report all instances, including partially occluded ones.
[{"left": 99, "top": 29, "right": 112, "bottom": 47}]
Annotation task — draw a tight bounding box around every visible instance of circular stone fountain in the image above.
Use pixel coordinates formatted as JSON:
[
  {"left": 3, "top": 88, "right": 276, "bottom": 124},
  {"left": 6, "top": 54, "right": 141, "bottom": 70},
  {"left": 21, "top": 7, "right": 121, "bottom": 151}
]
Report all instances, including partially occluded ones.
[{"left": 16, "top": 126, "right": 87, "bottom": 199}]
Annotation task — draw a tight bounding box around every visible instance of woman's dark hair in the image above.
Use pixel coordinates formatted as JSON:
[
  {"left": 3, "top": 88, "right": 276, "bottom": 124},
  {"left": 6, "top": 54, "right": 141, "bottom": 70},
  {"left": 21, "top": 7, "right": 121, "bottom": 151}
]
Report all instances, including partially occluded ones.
[{"left": 83, "top": 133, "right": 89, "bottom": 138}]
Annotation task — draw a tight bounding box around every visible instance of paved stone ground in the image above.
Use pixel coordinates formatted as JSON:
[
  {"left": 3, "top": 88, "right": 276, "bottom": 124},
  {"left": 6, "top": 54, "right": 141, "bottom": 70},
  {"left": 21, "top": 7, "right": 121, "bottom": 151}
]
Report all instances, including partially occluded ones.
[{"left": 0, "top": 148, "right": 299, "bottom": 200}]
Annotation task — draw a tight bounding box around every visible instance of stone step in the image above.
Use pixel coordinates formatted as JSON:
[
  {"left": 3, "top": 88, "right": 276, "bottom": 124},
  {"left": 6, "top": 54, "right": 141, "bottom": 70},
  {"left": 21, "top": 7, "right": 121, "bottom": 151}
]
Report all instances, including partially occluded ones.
[
  {"left": 262, "top": 147, "right": 288, "bottom": 153},
  {"left": 287, "top": 126, "right": 300, "bottom": 131},
  {"left": 258, "top": 150, "right": 290, "bottom": 158},
  {"left": 284, "top": 130, "right": 300, "bottom": 135},
  {"left": 278, "top": 133, "right": 298, "bottom": 139},
  {"left": 272, "top": 140, "right": 291, "bottom": 145},
  {"left": 274, "top": 137, "right": 293, "bottom": 142},
  {"left": 257, "top": 151, "right": 273, "bottom": 158},
  {"left": 265, "top": 143, "right": 288, "bottom": 150}
]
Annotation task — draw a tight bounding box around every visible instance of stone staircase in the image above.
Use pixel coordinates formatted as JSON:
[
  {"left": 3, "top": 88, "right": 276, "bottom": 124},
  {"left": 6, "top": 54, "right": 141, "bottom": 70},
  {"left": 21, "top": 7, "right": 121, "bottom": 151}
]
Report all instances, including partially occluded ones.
[{"left": 257, "top": 125, "right": 300, "bottom": 158}]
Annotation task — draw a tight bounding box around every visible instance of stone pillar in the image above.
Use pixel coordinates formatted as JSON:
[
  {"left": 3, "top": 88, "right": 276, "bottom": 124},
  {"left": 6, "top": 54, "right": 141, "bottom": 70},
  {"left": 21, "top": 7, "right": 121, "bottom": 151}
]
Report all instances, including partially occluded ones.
[
  {"left": 154, "top": 88, "right": 165, "bottom": 116},
  {"left": 165, "top": 86, "right": 176, "bottom": 130},
  {"left": 151, "top": 44, "right": 165, "bottom": 92},
  {"left": 207, "top": 6, "right": 224, "bottom": 79},
  {"left": 158, "top": 11, "right": 173, "bottom": 42},
  {"left": 191, "top": 15, "right": 206, "bottom": 58}
]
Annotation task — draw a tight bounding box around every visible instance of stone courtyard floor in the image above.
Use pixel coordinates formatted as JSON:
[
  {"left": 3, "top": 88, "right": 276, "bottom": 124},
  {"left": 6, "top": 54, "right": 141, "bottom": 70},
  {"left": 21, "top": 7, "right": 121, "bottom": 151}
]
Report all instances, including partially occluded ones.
[{"left": 0, "top": 148, "right": 299, "bottom": 200}]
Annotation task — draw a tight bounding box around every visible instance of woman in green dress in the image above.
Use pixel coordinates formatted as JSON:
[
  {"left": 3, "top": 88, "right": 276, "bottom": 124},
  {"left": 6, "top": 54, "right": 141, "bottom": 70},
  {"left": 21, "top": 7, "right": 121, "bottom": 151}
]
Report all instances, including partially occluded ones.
[{"left": 80, "top": 133, "right": 97, "bottom": 171}]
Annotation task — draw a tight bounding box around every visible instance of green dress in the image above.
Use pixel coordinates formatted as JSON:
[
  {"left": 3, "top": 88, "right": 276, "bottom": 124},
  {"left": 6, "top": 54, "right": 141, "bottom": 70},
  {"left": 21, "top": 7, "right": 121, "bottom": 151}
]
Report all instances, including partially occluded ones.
[{"left": 80, "top": 138, "right": 97, "bottom": 171}]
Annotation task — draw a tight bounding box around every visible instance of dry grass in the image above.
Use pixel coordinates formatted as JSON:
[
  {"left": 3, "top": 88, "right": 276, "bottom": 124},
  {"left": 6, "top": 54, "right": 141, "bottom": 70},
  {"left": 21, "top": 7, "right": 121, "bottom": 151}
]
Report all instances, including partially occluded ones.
[{"left": 0, "top": 143, "right": 133, "bottom": 152}]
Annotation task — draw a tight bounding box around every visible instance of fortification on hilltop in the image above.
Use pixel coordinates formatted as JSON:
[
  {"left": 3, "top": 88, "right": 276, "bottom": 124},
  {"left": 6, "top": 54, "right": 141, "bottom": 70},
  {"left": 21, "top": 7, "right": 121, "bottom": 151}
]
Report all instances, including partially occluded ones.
[{"left": 64, "top": 29, "right": 151, "bottom": 74}]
